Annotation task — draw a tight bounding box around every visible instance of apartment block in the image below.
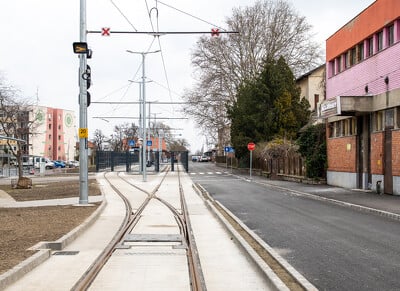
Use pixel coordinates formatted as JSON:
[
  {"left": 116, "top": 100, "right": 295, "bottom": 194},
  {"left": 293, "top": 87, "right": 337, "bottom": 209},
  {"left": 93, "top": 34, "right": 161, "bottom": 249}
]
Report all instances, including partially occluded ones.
[{"left": 30, "top": 106, "right": 77, "bottom": 161}]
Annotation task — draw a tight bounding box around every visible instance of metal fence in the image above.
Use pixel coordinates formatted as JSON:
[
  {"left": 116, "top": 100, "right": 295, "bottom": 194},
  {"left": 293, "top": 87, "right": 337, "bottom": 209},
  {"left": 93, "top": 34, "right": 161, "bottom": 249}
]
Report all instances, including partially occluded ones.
[
  {"left": 0, "top": 166, "right": 33, "bottom": 178},
  {"left": 95, "top": 150, "right": 189, "bottom": 173}
]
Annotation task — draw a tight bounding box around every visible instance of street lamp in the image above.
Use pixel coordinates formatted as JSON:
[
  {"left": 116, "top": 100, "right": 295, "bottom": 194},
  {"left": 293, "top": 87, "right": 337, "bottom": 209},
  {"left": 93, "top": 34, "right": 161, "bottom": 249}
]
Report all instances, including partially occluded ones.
[{"left": 126, "top": 49, "right": 160, "bottom": 182}]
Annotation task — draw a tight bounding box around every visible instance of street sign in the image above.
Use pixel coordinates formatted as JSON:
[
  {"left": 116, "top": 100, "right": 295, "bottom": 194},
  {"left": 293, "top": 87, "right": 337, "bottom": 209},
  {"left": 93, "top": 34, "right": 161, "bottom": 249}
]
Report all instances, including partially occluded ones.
[
  {"left": 101, "top": 27, "right": 111, "bottom": 36},
  {"left": 79, "top": 128, "right": 88, "bottom": 139},
  {"left": 225, "top": 146, "right": 235, "bottom": 153},
  {"left": 247, "top": 142, "right": 255, "bottom": 151},
  {"left": 146, "top": 140, "right": 152, "bottom": 146},
  {"left": 129, "top": 140, "right": 135, "bottom": 147}
]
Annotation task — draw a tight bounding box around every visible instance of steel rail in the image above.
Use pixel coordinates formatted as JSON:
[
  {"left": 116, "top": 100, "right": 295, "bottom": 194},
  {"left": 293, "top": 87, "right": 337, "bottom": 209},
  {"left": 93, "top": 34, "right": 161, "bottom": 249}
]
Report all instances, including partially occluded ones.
[
  {"left": 177, "top": 166, "right": 207, "bottom": 291},
  {"left": 71, "top": 172, "right": 134, "bottom": 290},
  {"left": 72, "top": 166, "right": 205, "bottom": 290}
]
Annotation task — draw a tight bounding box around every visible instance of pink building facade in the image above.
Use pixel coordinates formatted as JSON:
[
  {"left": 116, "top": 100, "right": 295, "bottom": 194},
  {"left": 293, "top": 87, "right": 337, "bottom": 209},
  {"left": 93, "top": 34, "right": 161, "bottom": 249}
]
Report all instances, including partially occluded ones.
[{"left": 321, "top": 0, "right": 400, "bottom": 194}]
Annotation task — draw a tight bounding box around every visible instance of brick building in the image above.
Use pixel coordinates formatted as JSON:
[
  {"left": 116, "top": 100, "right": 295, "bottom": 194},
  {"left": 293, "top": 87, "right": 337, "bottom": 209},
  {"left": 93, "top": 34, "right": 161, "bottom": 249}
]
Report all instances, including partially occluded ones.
[{"left": 320, "top": 0, "right": 400, "bottom": 194}]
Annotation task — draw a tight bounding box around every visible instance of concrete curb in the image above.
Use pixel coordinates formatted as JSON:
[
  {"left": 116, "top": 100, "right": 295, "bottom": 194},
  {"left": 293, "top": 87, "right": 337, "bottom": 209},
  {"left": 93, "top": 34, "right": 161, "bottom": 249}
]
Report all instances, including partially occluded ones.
[
  {"left": 193, "top": 183, "right": 317, "bottom": 291},
  {"left": 0, "top": 196, "right": 107, "bottom": 289},
  {"left": 0, "top": 250, "right": 51, "bottom": 290}
]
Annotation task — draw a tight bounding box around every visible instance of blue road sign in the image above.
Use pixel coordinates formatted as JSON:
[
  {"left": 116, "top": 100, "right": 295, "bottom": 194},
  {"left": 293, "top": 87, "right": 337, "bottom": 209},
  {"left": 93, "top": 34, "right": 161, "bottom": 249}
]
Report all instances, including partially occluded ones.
[
  {"left": 225, "top": 146, "right": 235, "bottom": 153},
  {"left": 146, "top": 140, "right": 152, "bottom": 146},
  {"left": 129, "top": 140, "right": 135, "bottom": 147}
]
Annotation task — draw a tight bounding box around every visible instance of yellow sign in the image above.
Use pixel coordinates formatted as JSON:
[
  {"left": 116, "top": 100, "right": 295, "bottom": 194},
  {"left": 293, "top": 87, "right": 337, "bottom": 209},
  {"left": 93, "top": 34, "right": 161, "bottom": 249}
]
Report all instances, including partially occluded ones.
[
  {"left": 79, "top": 128, "right": 88, "bottom": 139},
  {"left": 73, "top": 42, "right": 88, "bottom": 54}
]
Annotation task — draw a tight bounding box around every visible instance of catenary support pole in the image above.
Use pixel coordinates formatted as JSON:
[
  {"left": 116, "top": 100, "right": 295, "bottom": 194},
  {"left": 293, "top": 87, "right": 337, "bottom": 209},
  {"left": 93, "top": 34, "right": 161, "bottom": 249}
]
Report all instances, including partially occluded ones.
[{"left": 78, "top": 0, "right": 88, "bottom": 204}]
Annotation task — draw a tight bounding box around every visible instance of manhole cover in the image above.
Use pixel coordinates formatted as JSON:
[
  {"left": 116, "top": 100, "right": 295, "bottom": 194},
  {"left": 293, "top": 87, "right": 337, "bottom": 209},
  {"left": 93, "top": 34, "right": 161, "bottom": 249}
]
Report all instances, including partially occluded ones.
[{"left": 53, "top": 251, "right": 79, "bottom": 256}]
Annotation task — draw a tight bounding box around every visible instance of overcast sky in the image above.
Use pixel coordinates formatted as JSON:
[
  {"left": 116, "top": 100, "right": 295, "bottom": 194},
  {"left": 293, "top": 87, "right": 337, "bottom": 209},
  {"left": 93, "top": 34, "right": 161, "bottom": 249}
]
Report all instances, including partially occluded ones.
[{"left": 0, "top": 0, "right": 375, "bottom": 153}]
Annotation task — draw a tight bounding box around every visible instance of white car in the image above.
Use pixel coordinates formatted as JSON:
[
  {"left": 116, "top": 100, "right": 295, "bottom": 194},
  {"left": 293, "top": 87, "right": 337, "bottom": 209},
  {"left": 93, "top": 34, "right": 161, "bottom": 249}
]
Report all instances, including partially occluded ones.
[{"left": 68, "top": 161, "right": 79, "bottom": 168}]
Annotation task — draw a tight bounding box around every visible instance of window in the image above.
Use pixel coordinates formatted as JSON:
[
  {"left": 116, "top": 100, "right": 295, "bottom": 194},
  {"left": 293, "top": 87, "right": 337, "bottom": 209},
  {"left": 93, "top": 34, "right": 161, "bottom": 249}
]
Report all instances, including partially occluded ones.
[
  {"left": 396, "top": 107, "right": 400, "bottom": 128},
  {"left": 377, "top": 30, "right": 384, "bottom": 51},
  {"left": 357, "top": 42, "right": 364, "bottom": 62},
  {"left": 58, "top": 135, "right": 61, "bottom": 140},
  {"left": 48, "top": 124, "right": 51, "bottom": 130},
  {"left": 340, "top": 56, "right": 344, "bottom": 72},
  {"left": 328, "top": 118, "right": 357, "bottom": 138},
  {"left": 49, "top": 134, "right": 51, "bottom": 140},
  {"left": 388, "top": 24, "right": 395, "bottom": 46},
  {"left": 385, "top": 109, "right": 394, "bottom": 128},
  {"left": 344, "top": 53, "right": 350, "bottom": 69},
  {"left": 329, "top": 61, "right": 335, "bottom": 77},
  {"left": 58, "top": 125, "right": 61, "bottom": 130},
  {"left": 336, "top": 57, "right": 342, "bottom": 73},
  {"left": 349, "top": 47, "right": 357, "bottom": 66},
  {"left": 374, "top": 111, "right": 384, "bottom": 131},
  {"left": 367, "top": 37, "right": 374, "bottom": 57},
  {"left": 314, "top": 94, "right": 319, "bottom": 111}
]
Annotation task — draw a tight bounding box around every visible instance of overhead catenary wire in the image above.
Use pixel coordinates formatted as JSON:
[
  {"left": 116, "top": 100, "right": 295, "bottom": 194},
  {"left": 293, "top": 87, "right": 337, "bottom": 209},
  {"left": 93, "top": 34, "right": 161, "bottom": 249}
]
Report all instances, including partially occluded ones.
[
  {"left": 109, "top": 0, "right": 138, "bottom": 32},
  {"left": 156, "top": 0, "right": 226, "bottom": 31},
  {"left": 94, "top": 1, "right": 234, "bottom": 133}
]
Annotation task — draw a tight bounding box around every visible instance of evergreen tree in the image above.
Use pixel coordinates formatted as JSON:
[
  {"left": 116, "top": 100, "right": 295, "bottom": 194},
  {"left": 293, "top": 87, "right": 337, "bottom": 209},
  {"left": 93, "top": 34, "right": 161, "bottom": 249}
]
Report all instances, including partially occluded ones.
[
  {"left": 229, "top": 56, "right": 310, "bottom": 159},
  {"left": 297, "top": 123, "right": 327, "bottom": 178}
]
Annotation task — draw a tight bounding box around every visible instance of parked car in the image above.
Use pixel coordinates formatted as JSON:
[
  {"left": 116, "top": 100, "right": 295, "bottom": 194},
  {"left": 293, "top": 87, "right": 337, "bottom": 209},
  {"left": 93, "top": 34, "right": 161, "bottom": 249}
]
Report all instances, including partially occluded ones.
[
  {"left": 199, "top": 156, "right": 210, "bottom": 162},
  {"left": 53, "top": 160, "right": 66, "bottom": 168},
  {"left": 67, "top": 160, "right": 79, "bottom": 168}
]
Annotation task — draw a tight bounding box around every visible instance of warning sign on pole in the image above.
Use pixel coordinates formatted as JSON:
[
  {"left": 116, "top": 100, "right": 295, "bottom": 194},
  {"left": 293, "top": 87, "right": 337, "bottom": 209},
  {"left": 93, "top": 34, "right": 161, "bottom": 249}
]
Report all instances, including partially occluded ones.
[{"left": 79, "top": 128, "right": 88, "bottom": 139}]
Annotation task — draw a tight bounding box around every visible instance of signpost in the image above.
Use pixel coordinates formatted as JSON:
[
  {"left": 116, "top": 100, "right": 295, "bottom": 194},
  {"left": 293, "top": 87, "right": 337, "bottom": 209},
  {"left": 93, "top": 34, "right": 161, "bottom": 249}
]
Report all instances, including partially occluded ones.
[
  {"left": 224, "top": 146, "right": 235, "bottom": 172},
  {"left": 247, "top": 142, "right": 255, "bottom": 179}
]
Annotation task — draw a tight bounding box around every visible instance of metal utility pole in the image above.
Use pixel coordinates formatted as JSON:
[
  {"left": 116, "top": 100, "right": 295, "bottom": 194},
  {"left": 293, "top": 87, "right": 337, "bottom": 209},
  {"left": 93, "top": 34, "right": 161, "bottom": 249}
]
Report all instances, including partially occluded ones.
[
  {"left": 129, "top": 80, "right": 143, "bottom": 173},
  {"left": 78, "top": 0, "right": 88, "bottom": 204},
  {"left": 127, "top": 50, "right": 160, "bottom": 182}
]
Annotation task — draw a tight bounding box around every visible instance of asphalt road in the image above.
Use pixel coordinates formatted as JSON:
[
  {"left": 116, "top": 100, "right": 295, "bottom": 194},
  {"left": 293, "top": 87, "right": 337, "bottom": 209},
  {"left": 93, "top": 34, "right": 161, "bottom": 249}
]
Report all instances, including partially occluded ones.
[{"left": 189, "top": 161, "right": 400, "bottom": 291}]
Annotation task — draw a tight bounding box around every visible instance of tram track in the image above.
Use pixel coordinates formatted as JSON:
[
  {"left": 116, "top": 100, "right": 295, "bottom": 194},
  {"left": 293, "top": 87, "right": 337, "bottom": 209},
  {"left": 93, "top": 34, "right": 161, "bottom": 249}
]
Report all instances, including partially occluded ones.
[{"left": 71, "top": 165, "right": 206, "bottom": 291}]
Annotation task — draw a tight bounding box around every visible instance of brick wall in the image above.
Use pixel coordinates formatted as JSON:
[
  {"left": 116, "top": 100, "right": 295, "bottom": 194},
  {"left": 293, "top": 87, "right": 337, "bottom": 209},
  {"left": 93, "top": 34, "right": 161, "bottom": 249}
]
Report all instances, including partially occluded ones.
[
  {"left": 327, "top": 136, "right": 357, "bottom": 172},
  {"left": 392, "top": 130, "right": 400, "bottom": 176},
  {"left": 371, "top": 132, "right": 384, "bottom": 174}
]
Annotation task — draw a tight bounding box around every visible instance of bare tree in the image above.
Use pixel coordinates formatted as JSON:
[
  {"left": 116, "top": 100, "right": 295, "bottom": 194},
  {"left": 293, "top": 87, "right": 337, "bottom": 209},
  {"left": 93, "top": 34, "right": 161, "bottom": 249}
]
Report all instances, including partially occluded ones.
[
  {"left": 108, "top": 122, "right": 139, "bottom": 151},
  {"left": 0, "top": 81, "right": 38, "bottom": 186},
  {"left": 183, "top": 0, "right": 322, "bottom": 154},
  {"left": 168, "top": 138, "right": 189, "bottom": 151},
  {"left": 92, "top": 129, "right": 106, "bottom": 151}
]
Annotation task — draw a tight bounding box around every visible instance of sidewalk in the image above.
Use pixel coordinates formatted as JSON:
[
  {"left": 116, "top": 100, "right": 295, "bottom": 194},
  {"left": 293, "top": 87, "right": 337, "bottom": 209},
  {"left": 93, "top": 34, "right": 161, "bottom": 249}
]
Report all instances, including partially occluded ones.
[{"left": 232, "top": 169, "right": 400, "bottom": 220}]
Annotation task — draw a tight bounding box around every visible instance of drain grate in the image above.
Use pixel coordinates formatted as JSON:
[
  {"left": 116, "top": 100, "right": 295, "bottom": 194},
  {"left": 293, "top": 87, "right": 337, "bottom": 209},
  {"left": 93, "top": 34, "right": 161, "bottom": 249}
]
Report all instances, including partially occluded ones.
[{"left": 53, "top": 251, "right": 80, "bottom": 256}]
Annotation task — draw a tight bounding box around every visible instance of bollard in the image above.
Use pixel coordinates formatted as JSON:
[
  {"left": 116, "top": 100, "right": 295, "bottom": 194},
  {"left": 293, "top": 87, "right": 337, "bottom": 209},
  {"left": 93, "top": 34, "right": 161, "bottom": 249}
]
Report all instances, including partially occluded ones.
[{"left": 376, "top": 180, "right": 382, "bottom": 194}]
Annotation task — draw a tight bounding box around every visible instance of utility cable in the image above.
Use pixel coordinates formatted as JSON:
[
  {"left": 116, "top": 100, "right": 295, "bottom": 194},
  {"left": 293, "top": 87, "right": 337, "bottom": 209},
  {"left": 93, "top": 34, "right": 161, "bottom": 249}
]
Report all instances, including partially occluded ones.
[
  {"left": 110, "top": 0, "right": 138, "bottom": 32},
  {"left": 157, "top": 0, "right": 226, "bottom": 31}
]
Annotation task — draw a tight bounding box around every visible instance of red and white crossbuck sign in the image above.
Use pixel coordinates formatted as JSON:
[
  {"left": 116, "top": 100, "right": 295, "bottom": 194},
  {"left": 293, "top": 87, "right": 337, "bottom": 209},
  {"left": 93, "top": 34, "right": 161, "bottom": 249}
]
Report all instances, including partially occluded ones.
[
  {"left": 101, "top": 27, "right": 111, "bottom": 36},
  {"left": 211, "top": 28, "right": 219, "bottom": 37}
]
